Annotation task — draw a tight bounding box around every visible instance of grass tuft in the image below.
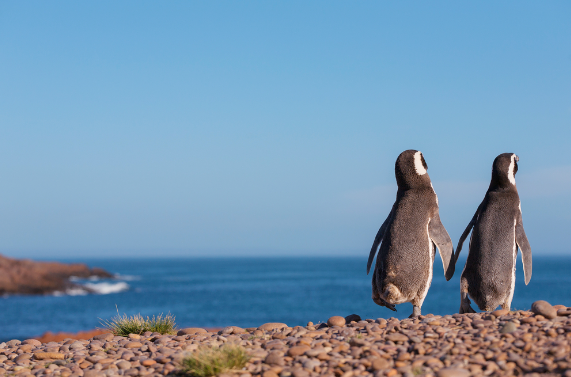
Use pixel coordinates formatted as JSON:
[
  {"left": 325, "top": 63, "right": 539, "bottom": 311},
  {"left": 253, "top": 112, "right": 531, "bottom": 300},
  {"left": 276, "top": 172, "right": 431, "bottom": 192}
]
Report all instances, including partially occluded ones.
[
  {"left": 181, "top": 344, "right": 250, "bottom": 377},
  {"left": 100, "top": 308, "right": 177, "bottom": 336}
]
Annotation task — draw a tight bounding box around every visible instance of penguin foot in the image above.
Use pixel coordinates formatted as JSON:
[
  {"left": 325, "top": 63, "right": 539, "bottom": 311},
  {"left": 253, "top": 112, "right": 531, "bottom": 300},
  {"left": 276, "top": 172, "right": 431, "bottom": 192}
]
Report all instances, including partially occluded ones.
[
  {"left": 384, "top": 302, "right": 397, "bottom": 312},
  {"left": 408, "top": 305, "right": 421, "bottom": 318},
  {"left": 373, "top": 295, "right": 397, "bottom": 311},
  {"left": 459, "top": 300, "right": 476, "bottom": 314},
  {"left": 459, "top": 291, "right": 476, "bottom": 314}
]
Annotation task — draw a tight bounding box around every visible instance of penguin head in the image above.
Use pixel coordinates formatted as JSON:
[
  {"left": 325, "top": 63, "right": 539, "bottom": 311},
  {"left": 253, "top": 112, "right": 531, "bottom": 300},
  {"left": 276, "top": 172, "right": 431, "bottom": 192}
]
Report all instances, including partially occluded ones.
[
  {"left": 490, "top": 153, "right": 519, "bottom": 189},
  {"left": 395, "top": 150, "right": 432, "bottom": 189}
]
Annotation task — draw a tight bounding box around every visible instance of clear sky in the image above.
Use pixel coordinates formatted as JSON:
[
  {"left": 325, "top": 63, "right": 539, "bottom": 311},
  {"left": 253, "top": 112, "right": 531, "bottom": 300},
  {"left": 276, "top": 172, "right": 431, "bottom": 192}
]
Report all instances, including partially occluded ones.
[{"left": 0, "top": 1, "right": 570, "bottom": 258}]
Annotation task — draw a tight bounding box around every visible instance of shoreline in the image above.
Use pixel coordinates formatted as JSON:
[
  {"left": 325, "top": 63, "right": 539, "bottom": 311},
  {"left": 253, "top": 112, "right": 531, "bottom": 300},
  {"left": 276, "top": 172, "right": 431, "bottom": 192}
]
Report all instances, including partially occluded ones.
[{"left": 1, "top": 303, "right": 570, "bottom": 377}]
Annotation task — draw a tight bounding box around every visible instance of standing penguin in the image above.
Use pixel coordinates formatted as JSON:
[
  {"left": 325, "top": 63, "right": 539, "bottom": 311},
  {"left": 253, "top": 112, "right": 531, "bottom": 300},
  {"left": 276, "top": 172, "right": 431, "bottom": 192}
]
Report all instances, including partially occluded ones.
[
  {"left": 367, "top": 150, "right": 455, "bottom": 318},
  {"left": 455, "top": 153, "right": 532, "bottom": 313}
]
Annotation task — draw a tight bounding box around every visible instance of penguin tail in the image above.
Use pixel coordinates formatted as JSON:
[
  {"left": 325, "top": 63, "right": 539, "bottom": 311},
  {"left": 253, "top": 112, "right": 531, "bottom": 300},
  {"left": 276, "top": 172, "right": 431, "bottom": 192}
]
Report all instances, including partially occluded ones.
[{"left": 382, "top": 283, "right": 404, "bottom": 304}]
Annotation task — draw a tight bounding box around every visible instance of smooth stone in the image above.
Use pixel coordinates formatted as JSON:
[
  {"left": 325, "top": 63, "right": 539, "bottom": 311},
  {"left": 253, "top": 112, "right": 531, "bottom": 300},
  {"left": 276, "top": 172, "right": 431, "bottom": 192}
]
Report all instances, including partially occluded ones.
[
  {"left": 492, "top": 309, "right": 509, "bottom": 317},
  {"left": 327, "top": 316, "right": 346, "bottom": 327},
  {"left": 386, "top": 333, "right": 408, "bottom": 342},
  {"left": 34, "top": 352, "right": 65, "bottom": 360},
  {"left": 14, "top": 354, "right": 32, "bottom": 362},
  {"left": 127, "top": 334, "right": 141, "bottom": 339},
  {"left": 349, "top": 338, "right": 366, "bottom": 347},
  {"left": 259, "top": 323, "right": 288, "bottom": 332},
  {"left": 124, "top": 342, "right": 143, "bottom": 349},
  {"left": 558, "top": 308, "right": 571, "bottom": 316},
  {"left": 437, "top": 368, "right": 470, "bottom": 377},
  {"left": 219, "top": 326, "right": 246, "bottom": 335},
  {"left": 19, "top": 344, "right": 33, "bottom": 353},
  {"left": 92, "top": 333, "right": 114, "bottom": 342},
  {"left": 97, "top": 358, "right": 114, "bottom": 364},
  {"left": 22, "top": 339, "right": 41, "bottom": 346},
  {"left": 499, "top": 322, "right": 518, "bottom": 334},
  {"left": 141, "top": 360, "right": 156, "bottom": 367},
  {"left": 291, "top": 369, "right": 309, "bottom": 377},
  {"left": 344, "top": 314, "right": 361, "bottom": 323},
  {"left": 372, "top": 358, "right": 390, "bottom": 370},
  {"left": 521, "top": 316, "right": 537, "bottom": 323},
  {"left": 531, "top": 300, "right": 557, "bottom": 319},
  {"left": 83, "top": 371, "right": 105, "bottom": 377},
  {"left": 287, "top": 345, "right": 310, "bottom": 357},
  {"left": 302, "top": 359, "right": 320, "bottom": 371},
  {"left": 115, "top": 360, "right": 131, "bottom": 370},
  {"left": 177, "top": 328, "right": 208, "bottom": 336},
  {"left": 264, "top": 351, "right": 285, "bottom": 366},
  {"left": 263, "top": 371, "right": 279, "bottom": 377}
]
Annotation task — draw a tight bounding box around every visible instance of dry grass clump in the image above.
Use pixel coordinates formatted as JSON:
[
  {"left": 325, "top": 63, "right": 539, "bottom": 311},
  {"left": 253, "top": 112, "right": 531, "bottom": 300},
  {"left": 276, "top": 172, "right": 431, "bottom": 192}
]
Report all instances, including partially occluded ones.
[
  {"left": 100, "top": 311, "right": 177, "bottom": 336},
  {"left": 181, "top": 344, "right": 250, "bottom": 377}
]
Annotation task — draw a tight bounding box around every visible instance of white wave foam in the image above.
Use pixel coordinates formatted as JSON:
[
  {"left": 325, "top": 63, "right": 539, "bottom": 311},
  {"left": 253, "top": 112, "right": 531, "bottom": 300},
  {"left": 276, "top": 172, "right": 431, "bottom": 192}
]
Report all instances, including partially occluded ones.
[
  {"left": 113, "top": 274, "right": 140, "bottom": 281},
  {"left": 66, "top": 287, "right": 89, "bottom": 296},
  {"left": 83, "top": 282, "right": 129, "bottom": 295}
]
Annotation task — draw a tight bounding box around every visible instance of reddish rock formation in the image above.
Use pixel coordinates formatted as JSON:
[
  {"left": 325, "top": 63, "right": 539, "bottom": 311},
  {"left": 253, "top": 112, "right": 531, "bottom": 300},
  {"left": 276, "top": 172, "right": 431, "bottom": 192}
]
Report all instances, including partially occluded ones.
[
  {"left": 34, "top": 329, "right": 111, "bottom": 343},
  {"left": 0, "top": 254, "right": 112, "bottom": 295}
]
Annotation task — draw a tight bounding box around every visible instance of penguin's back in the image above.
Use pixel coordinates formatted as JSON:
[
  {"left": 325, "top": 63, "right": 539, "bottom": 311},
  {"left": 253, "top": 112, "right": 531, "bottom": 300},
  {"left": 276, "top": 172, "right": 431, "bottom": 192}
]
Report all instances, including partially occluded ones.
[
  {"left": 464, "top": 190, "right": 520, "bottom": 307},
  {"left": 378, "top": 187, "right": 437, "bottom": 300}
]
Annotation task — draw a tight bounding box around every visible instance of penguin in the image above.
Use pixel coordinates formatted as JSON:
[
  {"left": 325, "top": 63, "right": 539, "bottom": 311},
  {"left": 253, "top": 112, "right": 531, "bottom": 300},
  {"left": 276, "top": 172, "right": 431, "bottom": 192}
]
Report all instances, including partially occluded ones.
[
  {"left": 367, "top": 150, "right": 455, "bottom": 318},
  {"left": 454, "top": 153, "right": 532, "bottom": 313}
]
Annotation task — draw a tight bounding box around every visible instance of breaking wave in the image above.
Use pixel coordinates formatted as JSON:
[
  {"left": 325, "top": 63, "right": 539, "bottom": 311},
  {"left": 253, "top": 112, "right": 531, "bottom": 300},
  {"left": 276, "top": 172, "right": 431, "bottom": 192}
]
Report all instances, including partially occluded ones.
[{"left": 83, "top": 281, "right": 129, "bottom": 295}]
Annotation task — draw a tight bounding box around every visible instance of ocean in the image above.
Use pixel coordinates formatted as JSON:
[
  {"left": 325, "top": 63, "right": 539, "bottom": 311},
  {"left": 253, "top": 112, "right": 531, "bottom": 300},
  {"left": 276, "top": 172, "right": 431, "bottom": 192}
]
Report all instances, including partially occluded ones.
[{"left": 1, "top": 256, "right": 570, "bottom": 342}]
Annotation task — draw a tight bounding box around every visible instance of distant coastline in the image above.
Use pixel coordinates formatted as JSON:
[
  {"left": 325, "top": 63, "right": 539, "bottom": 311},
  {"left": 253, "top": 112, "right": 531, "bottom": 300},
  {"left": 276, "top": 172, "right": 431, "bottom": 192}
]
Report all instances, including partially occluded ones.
[{"left": 0, "top": 254, "right": 113, "bottom": 296}]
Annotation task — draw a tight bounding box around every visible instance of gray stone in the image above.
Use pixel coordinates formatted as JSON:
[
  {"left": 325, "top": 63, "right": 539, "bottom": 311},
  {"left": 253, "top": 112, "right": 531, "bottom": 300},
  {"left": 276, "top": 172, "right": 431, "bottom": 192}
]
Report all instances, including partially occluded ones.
[
  {"left": 531, "top": 300, "right": 557, "bottom": 319},
  {"left": 499, "top": 322, "right": 518, "bottom": 334}
]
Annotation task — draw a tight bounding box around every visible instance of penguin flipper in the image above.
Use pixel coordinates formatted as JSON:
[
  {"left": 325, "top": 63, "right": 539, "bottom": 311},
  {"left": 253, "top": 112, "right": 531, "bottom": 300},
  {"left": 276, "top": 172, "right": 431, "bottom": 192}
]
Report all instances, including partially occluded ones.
[
  {"left": 367, "top": 206, "right": 394, "bottom": 275},
  {"left": 455, "top": 202, "right": 483, "bottom": 263},
  {"left": 515, "top": 209, "right": 532, "bottom": 285},
  {"left": 428, "top": 211, "right": 455, "bottom": 281}
]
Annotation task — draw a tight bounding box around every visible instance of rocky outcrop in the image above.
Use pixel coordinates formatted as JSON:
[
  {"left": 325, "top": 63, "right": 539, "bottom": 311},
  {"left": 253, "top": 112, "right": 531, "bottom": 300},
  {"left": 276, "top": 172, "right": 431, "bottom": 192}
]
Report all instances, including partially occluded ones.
[{"left": 0, "top": 254, "right": 112, "bottom": 295}]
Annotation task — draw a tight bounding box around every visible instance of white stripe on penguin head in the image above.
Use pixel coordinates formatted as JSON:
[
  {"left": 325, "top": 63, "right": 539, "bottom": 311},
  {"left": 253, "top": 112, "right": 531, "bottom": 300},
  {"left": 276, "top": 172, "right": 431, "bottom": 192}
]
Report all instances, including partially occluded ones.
[
  {"left": 414, "top": 151, "right": 427, "bottom": 175},
  {"left": 507, "top": 154, "right": 516, "bottom": 185}
]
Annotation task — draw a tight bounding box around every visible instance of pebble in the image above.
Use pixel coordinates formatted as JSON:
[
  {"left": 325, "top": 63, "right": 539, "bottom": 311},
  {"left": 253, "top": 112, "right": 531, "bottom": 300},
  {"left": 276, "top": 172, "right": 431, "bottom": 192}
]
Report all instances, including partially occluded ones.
[
  {"left": 386, "top": 333, "right": 408, "bottom": 342},
  {"left": 500, "top": 322, "right": 518, "bottom": 333},
  {"left": 264, "top": 351, "right": 285, "bottom": 366},
  {"left": 327, "top": 316, "right": 346, "bottom": 327},
  {"left": 92, "top": 333, "right": 114, "bottom": 341},
  {"left": 531, "top": 300, "right": 558, "bottom": 319},
  {"left": 372, "top": 358, "right": 390, "bottom": 370},
  {"left": 437, "top": 368, "right": 470, "bottom": 377},
  {"left": 116, "top": 360, "right": 131, "bottom": 370},
  {"left": 33, "top": 352, "right": 65, "bottom": 360},
  {"left": 124, "top": 341, "right": 143, "bottom": 349},
  {"left": 287, "top": 345, "right": 310, "bottom": 356},
  {"left": 492, "top": 309, "right": 509, "bottom": 317},
  {"left": 344, "top": 314, "right": 361, "bottom": 323},
  {"left": 2, "top": 304, "right": 570, "bottom": 377},
  {"left": 558, "top": 308, "right": 571, "bottom": 316},
  {"left": 258, "top": 323, "right": 288, "bottom": 331},
  {"left": 177, "top": 327, "right": 208, "bottom": 335}
]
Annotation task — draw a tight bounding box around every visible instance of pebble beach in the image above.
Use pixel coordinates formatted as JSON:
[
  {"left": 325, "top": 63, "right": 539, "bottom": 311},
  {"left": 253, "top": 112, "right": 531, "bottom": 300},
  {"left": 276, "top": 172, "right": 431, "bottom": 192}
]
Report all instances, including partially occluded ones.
[{"left": 1, "top": 301, "right": 571, "bottom": 377}]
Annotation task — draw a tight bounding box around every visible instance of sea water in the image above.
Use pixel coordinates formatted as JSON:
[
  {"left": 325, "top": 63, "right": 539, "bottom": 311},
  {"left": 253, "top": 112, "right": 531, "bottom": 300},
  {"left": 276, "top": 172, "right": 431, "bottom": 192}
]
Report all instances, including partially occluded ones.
[{"left": 1, "top": 256, "right": 570, "bottom": 341}]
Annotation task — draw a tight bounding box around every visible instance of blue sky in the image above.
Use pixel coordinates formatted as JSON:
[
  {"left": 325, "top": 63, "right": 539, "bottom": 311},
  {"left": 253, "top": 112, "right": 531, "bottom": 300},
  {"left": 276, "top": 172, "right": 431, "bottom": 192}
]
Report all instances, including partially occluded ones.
[{"left": 0, "top": 1, "right": 570, "bottom": 258}]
